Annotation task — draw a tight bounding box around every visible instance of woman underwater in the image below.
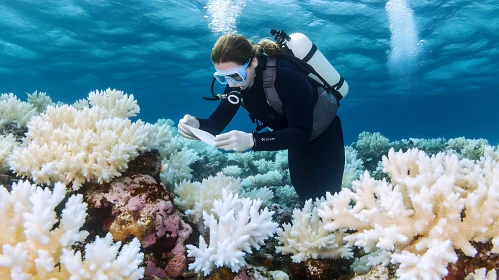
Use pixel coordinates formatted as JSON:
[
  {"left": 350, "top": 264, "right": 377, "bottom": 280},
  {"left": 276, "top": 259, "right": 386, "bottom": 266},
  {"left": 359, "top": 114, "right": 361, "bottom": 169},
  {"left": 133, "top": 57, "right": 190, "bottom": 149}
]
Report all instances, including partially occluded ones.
[{"left": 178, "top": 33, "right": 345, "bottom": 201}]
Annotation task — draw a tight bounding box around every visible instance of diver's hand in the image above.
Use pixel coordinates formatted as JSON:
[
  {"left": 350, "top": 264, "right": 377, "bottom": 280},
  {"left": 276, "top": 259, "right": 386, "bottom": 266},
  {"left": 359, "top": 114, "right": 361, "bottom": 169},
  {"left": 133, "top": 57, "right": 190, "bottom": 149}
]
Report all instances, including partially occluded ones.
[
  {"left": 178, "top": 114, "right": 200, "bottom": 140},
  {"left": 215, "top": 130, "right": 254, "bottom": 152}
]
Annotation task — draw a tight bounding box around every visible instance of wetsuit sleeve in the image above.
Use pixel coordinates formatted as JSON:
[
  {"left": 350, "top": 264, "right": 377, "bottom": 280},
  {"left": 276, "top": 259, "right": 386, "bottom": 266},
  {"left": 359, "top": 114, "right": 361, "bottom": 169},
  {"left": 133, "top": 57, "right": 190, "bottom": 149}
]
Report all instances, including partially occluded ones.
[
  {"left": 252, "top": 67, "right": 314, "bottom": 151},
  {"left": 197, "top": 86, "right": 240, "bottom": 135}
]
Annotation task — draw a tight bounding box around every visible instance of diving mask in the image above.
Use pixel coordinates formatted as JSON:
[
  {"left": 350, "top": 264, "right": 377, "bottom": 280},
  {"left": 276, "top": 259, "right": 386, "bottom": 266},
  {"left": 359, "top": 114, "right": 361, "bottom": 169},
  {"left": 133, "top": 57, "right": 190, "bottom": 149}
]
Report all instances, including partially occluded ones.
[{"left": 213, "top": 58, "right": 251, "bottom": 84}]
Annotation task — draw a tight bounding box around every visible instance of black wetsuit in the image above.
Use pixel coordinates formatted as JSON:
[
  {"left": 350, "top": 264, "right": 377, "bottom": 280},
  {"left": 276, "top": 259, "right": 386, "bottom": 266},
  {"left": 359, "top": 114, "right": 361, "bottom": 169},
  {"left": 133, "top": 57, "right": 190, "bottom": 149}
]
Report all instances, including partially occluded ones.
[{"left": 198, "top": 57, "right": 345, "bottom": 201}]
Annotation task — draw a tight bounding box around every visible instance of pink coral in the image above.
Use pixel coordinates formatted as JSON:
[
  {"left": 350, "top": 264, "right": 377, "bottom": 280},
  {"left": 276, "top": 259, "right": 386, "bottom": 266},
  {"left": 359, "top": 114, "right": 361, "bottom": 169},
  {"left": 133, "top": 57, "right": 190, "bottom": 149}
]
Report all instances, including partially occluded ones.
[{"left": 86, "top": 174, "right": 192, "bottom": 278}]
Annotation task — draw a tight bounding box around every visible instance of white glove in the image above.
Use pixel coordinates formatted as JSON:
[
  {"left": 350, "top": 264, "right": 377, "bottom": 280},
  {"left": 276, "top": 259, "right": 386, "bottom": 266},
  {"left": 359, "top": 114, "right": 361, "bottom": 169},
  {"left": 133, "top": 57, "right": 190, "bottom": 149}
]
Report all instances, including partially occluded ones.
[
  {"left": 214, "top": 130, "right": 254, "bottom": 152},
  {"left": 178, "top": 114, "right": 200, "bottom": 140}
]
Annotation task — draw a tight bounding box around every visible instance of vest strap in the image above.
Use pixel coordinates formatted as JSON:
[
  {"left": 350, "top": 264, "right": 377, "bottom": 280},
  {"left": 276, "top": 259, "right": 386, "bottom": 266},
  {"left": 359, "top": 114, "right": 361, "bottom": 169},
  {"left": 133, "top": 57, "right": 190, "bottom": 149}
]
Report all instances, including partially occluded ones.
[{"left": 262, "top": 57, "right": 284, "bottom": 116}]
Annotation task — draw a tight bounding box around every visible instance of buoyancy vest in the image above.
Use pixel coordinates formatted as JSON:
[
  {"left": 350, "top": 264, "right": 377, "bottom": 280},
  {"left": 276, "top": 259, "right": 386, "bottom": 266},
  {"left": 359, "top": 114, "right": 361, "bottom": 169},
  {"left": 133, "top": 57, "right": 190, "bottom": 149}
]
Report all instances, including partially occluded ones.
[{"left": 260, "top": 56, "right": 339, "bottom": 141}]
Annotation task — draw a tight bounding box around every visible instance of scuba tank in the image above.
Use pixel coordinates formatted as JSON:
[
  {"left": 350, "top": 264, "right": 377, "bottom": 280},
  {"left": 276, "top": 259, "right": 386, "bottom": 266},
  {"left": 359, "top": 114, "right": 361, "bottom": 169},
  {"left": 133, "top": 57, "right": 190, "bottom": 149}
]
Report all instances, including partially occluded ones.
[{"left": 270, "top": 30, "right": 349, "bottom": 99}]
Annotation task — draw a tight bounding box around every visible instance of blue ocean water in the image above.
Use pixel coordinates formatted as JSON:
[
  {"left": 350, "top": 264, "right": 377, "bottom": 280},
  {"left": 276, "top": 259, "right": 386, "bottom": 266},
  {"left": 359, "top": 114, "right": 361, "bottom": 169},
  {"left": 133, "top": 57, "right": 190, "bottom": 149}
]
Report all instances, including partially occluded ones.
[{"left": 0, "top": 0, "right": 497, "bottom": 145}]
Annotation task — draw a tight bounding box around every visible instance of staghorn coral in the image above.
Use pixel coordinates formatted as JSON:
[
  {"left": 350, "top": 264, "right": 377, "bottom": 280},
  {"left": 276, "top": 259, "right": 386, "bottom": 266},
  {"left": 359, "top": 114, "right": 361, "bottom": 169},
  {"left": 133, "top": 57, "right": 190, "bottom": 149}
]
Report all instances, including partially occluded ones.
[
  {"left": 465, "top": 268, "right": 497, "bottom": 280},
  {"left": 241, "top": 186, "right": 274, "bottom": 205},
  {"left": 222, "top": 165, "right": 243, "bottom": 177},
  {"left": 275, "top": 185, "right": 300, "bottom": 208},
  {"left": 26, "top": 91, "right": 53, "bottom": 113},
  {"left": 318, "top": 147, "right": 499, "bottom": 279},
  {"left": 160, "top": 147, "right": 200, "bottom": 188},
  {"left": 276, "top": 198, "right": 353, "bottom": 263},
  {"left": 448, "top": 137, "right": 489, "bottom": 160},
  {"left": 0, "top": 180, "right": 144, "bottom": 279},
  {"left": 0, "top": 134, "right": 18, "bottom": 171},
  {"left": 0, "top": 93, "right": 38, "bottom": 129},
  {"left": 242, "top": 170, "right": 284, "bottom": 189},
  {"left": 186, "top": 188, "right": 278, "bottom": 276},
  {"left": 174, "top": 172, "right": 242, "bottom": 232},
  {"left": 342, "top": 146, "right": 365, "bottom": 190},
  {"left": 351, "top": 131, "right": 390, "bottom": 172}
]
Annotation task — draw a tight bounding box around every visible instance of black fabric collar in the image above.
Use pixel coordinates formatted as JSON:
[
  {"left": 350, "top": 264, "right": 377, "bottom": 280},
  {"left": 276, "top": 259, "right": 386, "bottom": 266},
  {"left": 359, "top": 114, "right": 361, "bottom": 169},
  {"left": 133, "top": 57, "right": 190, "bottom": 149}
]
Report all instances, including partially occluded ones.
[{"left": 256, "top": 53, "right": 269, "bottom": 71}]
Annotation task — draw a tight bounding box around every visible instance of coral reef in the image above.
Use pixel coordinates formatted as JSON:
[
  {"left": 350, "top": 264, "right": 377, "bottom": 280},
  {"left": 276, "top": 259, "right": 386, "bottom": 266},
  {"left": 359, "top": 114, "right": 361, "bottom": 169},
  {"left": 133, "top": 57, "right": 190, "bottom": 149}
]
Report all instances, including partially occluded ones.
[{"left": 2, "top": 90, "right": 499, "bottom": 280}]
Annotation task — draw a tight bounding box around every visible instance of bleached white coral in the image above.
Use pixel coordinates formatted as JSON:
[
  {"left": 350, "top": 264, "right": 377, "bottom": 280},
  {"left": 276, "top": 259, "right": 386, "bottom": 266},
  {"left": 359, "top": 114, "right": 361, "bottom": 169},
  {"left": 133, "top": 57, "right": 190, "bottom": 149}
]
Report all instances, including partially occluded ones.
[
  {"left": 222, "top": 165, "right": 242, "bottom": 177},
  {"left": 352, "top": 131, "right": 390, "bottom": 155},
  {"left": 149, "top": 118, "right": 184, "bottom": 158},
  {"left": 72, "top": 98, "right": 89, "bottom": 110},
  {"left": 465, "top": 268, "right": 497, "bottom": 280},
  {"left": 8, "top": 89, "right": 155, "bottom": 190},
  {"left": 274, "top": 150, "right": 289, "bottom": 170},
  {"left": 318, "top": 147, "right": 499, "bottom": 279},
  {"left": 254, "top": 158, "right": 276, "bottom": 174},
  {"left": 409, "top": 137, "right": 447, "bottom": 154},
  {"left": 342, "top": 146, "right": 364, "bottom": 189},
  {"left": 61, "top": 233, "right": 144, "bottom": 280},
  {"left": 174, "top": 172, "right": 242, "bottom": 230},
  {"left": 391, "top": 239, "right": 458, "bottom": 279},
  {"left": 26, "top": 91, "right": 53, "bottom": 113},
  {"left": 276, "top": 198, "right": 353, "bottom": 263},
  {"left": 448, "top": 136, "right": 489, "bottom": 160},
  {"left": 0, "top": 93, "right": 38, "bottom": 128},
  {"left": 0, "top": 134, "right": 18, "bottom": 171},
  {"left": 351, "top": 249, "right": 392, "bottom": 274},
  {"left": 275, "top": 185, "right": 299, "bottom": 204},
  {"left": 160, "top": 147, "right": 200, "bottom": 187},
  {"left": 0, "top": 180, "right": 144, "bottom": 279},
  {"left": 244, "top": 265, "right": 289, "bottom": 280},
  {"left": 242, "top": 170, "right": 283, "bottom": 188},
  {"left": 241, "top": 187, "right": 274, "bottom": 205},
  {"left": 87, "top": 88, "right": 140, "bottom": 118},
  {"left": 227, "top": 151, "right": 255, "bottom": 165},
  {"left": 186, "top": 188, "right": 278, "bottom": 275}
]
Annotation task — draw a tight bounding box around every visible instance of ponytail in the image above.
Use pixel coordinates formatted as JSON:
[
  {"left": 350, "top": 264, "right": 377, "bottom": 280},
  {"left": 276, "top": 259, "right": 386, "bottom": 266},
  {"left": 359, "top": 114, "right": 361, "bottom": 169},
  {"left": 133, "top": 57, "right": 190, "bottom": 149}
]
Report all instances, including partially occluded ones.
[{"left": 253, "top": 39, "right": 286, "bottom": 57}]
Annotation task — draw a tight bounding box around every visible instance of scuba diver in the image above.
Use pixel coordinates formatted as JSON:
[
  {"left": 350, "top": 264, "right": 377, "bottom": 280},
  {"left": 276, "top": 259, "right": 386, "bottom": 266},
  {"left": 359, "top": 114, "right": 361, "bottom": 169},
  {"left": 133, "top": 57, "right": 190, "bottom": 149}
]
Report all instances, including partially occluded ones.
[{"left": 178, "top": 30, "right": 348, "bottom": 201}]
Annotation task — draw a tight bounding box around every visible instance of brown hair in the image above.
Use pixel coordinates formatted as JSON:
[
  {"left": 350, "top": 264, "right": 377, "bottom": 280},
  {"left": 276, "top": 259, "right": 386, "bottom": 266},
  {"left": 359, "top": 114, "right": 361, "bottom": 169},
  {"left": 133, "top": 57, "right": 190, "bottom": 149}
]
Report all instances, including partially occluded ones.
[{"left": 211, "top": 33, "right": 286, "bottom": 65}]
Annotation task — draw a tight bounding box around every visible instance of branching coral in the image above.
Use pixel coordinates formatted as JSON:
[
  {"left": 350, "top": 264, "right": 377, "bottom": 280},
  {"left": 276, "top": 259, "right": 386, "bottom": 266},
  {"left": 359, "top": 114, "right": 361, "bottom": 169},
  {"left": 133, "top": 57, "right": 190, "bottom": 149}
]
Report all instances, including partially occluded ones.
[
  {"left": 241, "top": 186, "right": 274, "bottom": 205},
  {"left": 0, "top": 180, "right": 144, "bottom": 279},
  {"left": 342, "top": 146, "right": 364, "bottom": 189},
  {"left": 351, "top": 131, "right": 390, "bottom": 171},
  {"left": 318, "top": 147, "right": 499, "bottom": 279},
  {"left": 0, "top": 134, "right": 18, "bottom": 171},
  {"left": 465, "top": 268, "right": 497, "bottom": 280},
  {"left": 448, "top": 137, "right": 489, "bottom": 160},
  {"left": 186, "top": 188, "right": 278, "bottom": 275},
  {"left": 160, "top": 147, "right": 200, "bottom": 188},
  {"left": 26, "top": 91, "right": 53, "bottom": 113},
  {"left": 174, "top": 172, "right": 241, "bottom": 231},
  {"left": 276, "top": 198, "right": 353, "bottom": 263},
  {"left": 0, "top": 93, "right": 37, "bottom": 129},
  {"left": 8, "top": 88, "right": 169, "bottom": 190},
  {"left": 241, "top": 170, "right": 284, "bottom": 189}
]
